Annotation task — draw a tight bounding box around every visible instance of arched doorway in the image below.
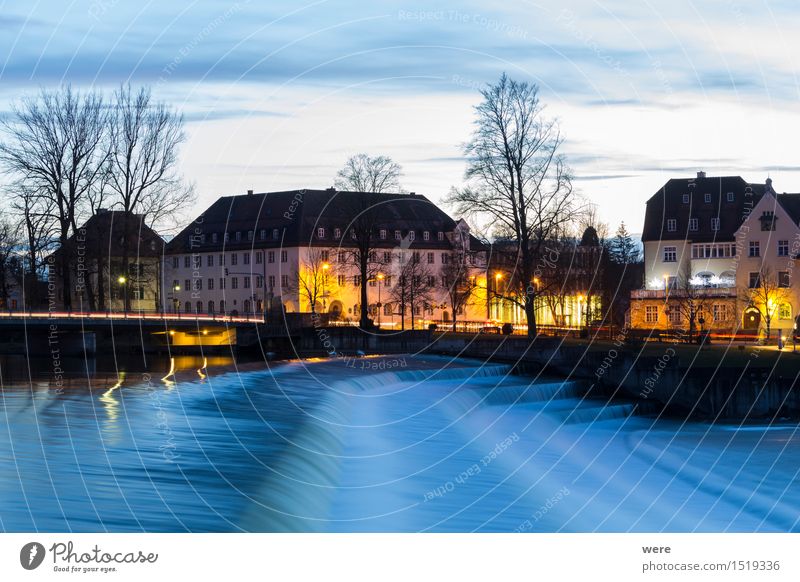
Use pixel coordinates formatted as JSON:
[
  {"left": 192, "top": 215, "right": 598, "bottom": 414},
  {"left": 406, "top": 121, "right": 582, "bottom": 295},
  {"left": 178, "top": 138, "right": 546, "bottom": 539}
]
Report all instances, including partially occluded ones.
[
  {"left": 329, "top": 300, "right": 343, "bottom": 319},
  {"left": 743, "top": 307, "right": 761, "bottom": 331}
]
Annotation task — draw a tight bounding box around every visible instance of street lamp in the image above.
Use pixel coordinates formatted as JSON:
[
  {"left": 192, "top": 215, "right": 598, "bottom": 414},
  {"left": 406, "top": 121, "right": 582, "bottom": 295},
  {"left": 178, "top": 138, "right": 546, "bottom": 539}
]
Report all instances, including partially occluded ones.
[
  {"left": 118, "top": 276, "right": 127, "bottom": 313},
  {"left": 321, "top": 262, "right": 330, "bottom": 312},
  {"left": 377, "top": 273, "right": 384, "bottom": 327}
]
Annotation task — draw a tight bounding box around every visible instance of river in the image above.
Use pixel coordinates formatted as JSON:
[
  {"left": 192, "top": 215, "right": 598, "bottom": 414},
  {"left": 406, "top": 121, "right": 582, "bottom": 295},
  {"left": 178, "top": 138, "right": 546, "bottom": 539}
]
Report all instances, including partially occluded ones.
[{"left": 1, "top": 354, "right": 798, "bottom": 532}]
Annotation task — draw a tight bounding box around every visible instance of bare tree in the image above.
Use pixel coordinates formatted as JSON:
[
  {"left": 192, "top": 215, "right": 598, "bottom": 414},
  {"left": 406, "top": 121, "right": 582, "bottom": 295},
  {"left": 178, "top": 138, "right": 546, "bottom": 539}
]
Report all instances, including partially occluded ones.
[
  {"left": 739, "top": 266, "right": 792, "bottom": 340},
  {"left": 441, "top": 250, "right": 477, "bottom": 331},
  {"left": 389, "top": 254, "right": 435, "bottom": 330},
  {"left": 335, "top": 153, "right": 402, "bottom": 193},
  {"left": 668, "top": 262, "right": 714, "bottom": 339},
  {"left": 0, "top": 218, "right": 21, "bottom": 308},
  {"left": 332, "top": 157, "right": 402, "bottom": 328},
  {"left": 293, "top": 248, "right": 330, "bottom": 313},
  {"left": 106, "top": 85, "right": 192, "bottom": 309},
  {"left": 0, "top": 86, "right": 107, "bottom": 309},
  {"left": 9, "top": 184, "right": 57, "bottom": 307},
  {"left": 447, "top": 74, "right": 578, "bottom": 337}
]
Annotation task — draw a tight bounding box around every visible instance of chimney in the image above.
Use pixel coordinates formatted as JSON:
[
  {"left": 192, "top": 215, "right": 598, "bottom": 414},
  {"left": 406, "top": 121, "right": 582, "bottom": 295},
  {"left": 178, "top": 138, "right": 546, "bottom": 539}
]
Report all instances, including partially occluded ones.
[
  {"left": 247, "top": 189, "right": 253, "bottom": 195},
  {"left": 696, "top": 171, "right": 706, "bottom": 179}
]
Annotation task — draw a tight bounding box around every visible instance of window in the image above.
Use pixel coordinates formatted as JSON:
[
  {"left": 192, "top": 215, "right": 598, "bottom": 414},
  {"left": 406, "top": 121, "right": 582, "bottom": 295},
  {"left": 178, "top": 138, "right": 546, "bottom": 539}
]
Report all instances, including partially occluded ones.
[
  {"left": 354, "top": 275, "right": 362, "bottom": 286},
  {"left": 663, "top": 246, "right": 677, "bottom": 262},
  {"left": 256, "top": 275, "right": 263, "bottom": 288},
  {"left": 394, "top": 230, "right": 402, "bottom": 240},
  {"left": 727, "top": 191, "right": 735, "bottom": 202},
  {"left": 691, "top": 243, "right": 735, "bottom": 259},
  {"left": 224, "top": 232, "right": 230, "bottom": 242},
  {"left": 184, "top": 279, "right": 190, "bottom": 292},
  {"left": 268, "top": 275, "right": 276, "bottom": 288},
  {"left": 219, "top": 254, "right": 225, "bottom": 266},
  {"left": 351, "top": 229, "right": 357, "bottom": 239},
  {"left": 212, "top": 233, "right": 218, "bottom": 243},
  {"left": 748, "top": 272, "right": 760, "bottom": 289},
  {"left": 281, "top": 251, "right": 288, "bottom": 263},
  {"left": 219, "top": 278, "right": 226, "bottom": 290},
  {"left": 442, "top": 253, "right": 450, "bottom": 264},
  {"left": 321, "top": 250, "right": 329, "bottom": 262},
  {"left": 423, "top": 231, "right": 430, "bottom": 241},
  {"left": 779, "top": 303, "right": 792, "bottom": 320},
  {"left": 438, "top": 231, "right": 444, "bottom": 241},
  {"left": 231, "top": 277, "right": 238, "bottom": 289},
  {"left": 710, "top": 217, "right": 720, "bottom": 231},
  {"left": 778, "top": 240, "right": 789, "bottom": 257},
  {"left": 667, "top": 219, "right": 676, "bottom": 232},
  {"left": 427, "top": 252, "right": 435, "bottom": 264},
  {"left": 334, "top": 228, "right": 341, "bottom": 239},
  {"left": 260, "top": 229, "right": 266, "bottom": 240},
  {"left": 172, "top": 256, "right": 179, "bottom": 268},
  {"left": 207, "top": 255, "right": 214, "bottom": 267},
  {"left": 192, "top": 255, "right": 201, "bottom": 269},
  {"left": 235, "top": 231, "right": 242, "bottom": 242},
  {"left": 713, "top": 303, "right": 729, "bottom": 322},
  {"left": 369, "top": 251, "right": 377, "bottom": 262},
  {"left": 317, "top": 227, "right": 325, "bottom": 239},
  {"left": 380, "top": 229, "right": 387, "bottom": 240},
  {"left": 268, "top": 251, "right": 275, "bottom": 263},
  {"left": 704, "top": 193, "right": 711, "bottom": 203},
  {"left": 682, "top": 194, "right": 690, "bottom": 204},
  {"left": 208, "top": 278, "right": 214, "bottom": 290},
  {"left": 749, "top": 241, "right": 760, "bottom": 257},
  {"left": 689, "top": 218, "right": 698, "bottom": 231},
  {"left": 412, "top": 251, "right": 420, "bottom": 263},
  {"left": 426, "top": 275, "right": 435, "bottom": 287},
  {"left": 383, "top": 251, "right": 391, "bottom": 263},
  {"left": 247, "top": 230, "right": 253, "bottom": 241},
  {"left": 194, "top": 279, "right": 202, "bottom": 291},
  {"left": 256, "top": 251, "right": 263, "bottom": 264},
  {"left": 338, "top": 251, "right": 347, "bottom": 263},
  {"left": 645, "top": 305, "right": 659, "bottom": 324},
  {"left": 231, "top": 253, "right": 238, "bottom": 266},
  {"left": 779, "top": 271, "right": 790, "bottom": 288},
  {"left": 384, "top": 304, "right": 392, "bottom": 316},
  {"left": 337, "top": 275, "right": 346, "bottom": 286},
  {"left": 243, "top": 253, "right": 250, "bottom": 265},
  {"left": 244, "top": 276, "right": 250, "bottom": 289},
  {"left": 281, "top": 275, "right": 289, "bottom": 288},
  {"left": 184, "top": 256, "right": 191, "bottom": 268},
  {"left": 369, "top": 278, "right": 377, "bottom": 287},
  {"left": 273, "top": 228, "right": 279, "bottom": 239},
  {"left": 409, "top": 231, "right": 415, "bottom": 241},
  {"left": 384, "top": 276, "right": 391, "bottom": 288},
  {"left": 760, "top": 212, "right": 776, "bottom": 231},
  {"left": 668, "top": 307, "right": 682, "bottom": 325}
]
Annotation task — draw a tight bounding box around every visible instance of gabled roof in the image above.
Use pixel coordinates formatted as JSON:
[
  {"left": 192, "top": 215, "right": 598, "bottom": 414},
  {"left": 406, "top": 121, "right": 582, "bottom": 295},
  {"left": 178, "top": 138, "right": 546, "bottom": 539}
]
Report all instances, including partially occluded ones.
[
  {"left": 166, "top": 189, "right": 469, "bottom": 253},
  {"left": 642, "top": 175, "right": 769, "bottom": 243},
  {"left": 55, "top": 210, "right": 165, "bottom": 257}
]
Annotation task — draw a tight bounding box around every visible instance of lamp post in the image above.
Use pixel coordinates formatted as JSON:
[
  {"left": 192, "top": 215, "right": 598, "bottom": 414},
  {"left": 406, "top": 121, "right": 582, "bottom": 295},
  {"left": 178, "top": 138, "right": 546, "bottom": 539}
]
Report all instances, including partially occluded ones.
[
  {"left": 376, "top": 273, "right": 384, "bottom": 328},
  {"left": 173, "top": 283, "right": 180, "bottom": 313},
  {"left": 494, "top": 272, "right": 503, "bottom": 321},
  {"left": 321, "top": 262, "right": 330, "bottom": 313},
  {"left": 118, "top": 276, "right": 127, "bottom": 313}
]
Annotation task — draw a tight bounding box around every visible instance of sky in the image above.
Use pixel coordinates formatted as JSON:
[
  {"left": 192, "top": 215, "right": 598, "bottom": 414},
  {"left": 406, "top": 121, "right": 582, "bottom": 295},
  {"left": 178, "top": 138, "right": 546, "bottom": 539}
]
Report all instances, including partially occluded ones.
[{"left": 2, "top": 0, "right": 800, "bottom": 234}]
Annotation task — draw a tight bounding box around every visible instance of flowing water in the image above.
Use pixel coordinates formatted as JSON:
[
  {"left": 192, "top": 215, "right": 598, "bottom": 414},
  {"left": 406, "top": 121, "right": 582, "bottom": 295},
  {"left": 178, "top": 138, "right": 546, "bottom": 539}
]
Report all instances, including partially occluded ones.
[{"left": 1, "top": 354, "right": 799, "bottom": 532}]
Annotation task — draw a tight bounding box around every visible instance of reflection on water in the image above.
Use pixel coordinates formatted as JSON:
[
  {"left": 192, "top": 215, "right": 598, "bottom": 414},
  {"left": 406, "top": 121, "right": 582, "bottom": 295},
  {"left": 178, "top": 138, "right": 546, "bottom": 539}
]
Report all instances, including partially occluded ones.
[{"left": 1, "top": 354, "right": 800, "bottom": 532}]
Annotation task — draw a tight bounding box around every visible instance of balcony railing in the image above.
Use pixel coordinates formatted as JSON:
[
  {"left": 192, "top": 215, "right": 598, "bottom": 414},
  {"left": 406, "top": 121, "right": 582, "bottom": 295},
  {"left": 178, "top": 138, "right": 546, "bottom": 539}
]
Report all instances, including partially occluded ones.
[{"left": 631, "top": 286, "right": 737, "bottom": 300}]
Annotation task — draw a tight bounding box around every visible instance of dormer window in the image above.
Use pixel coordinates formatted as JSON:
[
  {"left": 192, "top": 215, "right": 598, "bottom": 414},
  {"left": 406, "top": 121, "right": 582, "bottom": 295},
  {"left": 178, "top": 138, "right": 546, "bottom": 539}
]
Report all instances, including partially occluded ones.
[
  {"left": 727, "top": 192, "right": 735, "bottom": 202},
  {"left": 666, "top": 219, "right": 676, "bottom": 232},
  {"left": 704, "top": 193, "right": 711, "bottom": 203},
  {"left": 437, "top": 231, "right": 444, "bottom": 241},
  {"left": 423, "top": 231, "right": 430, "bottom": 241},
  {"left": 380, "top": 229, "right": 387, "bottom": 240},
  {"left": 689, "top": 218, "right": 698, "bottom": 231},
  {"left": 711, "top": 217, "right": 720, "bottom": 231},
  {"left": 394, "top": 230, "right": 402, "bottom": 240},
  {"left": 317, "top": 227, "right": 325, "bottom": 239},
  {"left": 272, "top": 228, "right": 279, "bottom": 239},
  {"left": 247, "top": 230, "right": 253, "bottom": 241},
  {"left": 409, "top": 231, "right": 416, "bottom": 241},
  {"left": 259, "top": 229, "right": 266, "bottom": 240},
  {"left": 760, "top": 211, "right": 777, "bottom": 231},
  {"left": 235, "top": 231, "right": 242, "bottom": 241},
  {"left": 682, "top": 194, "right": 690, "bottom": 204},
  {"left": 212, "top": 233, "right": 218, "bottom": 243},
  {"left": 334, "top": 228, "right": 341, "bottom": 239}
]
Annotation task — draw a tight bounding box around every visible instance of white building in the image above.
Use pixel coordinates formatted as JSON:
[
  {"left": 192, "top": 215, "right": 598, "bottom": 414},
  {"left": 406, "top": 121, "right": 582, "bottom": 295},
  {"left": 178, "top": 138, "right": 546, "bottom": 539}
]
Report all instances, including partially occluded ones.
[{"left": 163, "top": 189, "right": 491, "bottom": 329}]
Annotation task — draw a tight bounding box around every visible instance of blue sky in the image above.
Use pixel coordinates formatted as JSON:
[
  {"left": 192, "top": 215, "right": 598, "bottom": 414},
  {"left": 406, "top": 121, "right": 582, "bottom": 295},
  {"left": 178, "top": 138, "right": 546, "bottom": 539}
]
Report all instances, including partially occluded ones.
[{"left": 3, "top": 0, "right": 800, "bottom": 232}]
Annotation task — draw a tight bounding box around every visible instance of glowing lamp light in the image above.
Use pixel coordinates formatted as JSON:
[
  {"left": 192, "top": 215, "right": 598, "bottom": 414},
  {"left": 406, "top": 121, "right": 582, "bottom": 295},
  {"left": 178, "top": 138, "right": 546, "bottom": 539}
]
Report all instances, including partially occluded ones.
[
  {"left": 377, "top": 273, "right": 384, "bottom": 280},
  {"left": 322, "top": 263, "right": 330, "bottom": 271},
  {"left": 118, "top": 276, "right": 126, "bottom": 284}
]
